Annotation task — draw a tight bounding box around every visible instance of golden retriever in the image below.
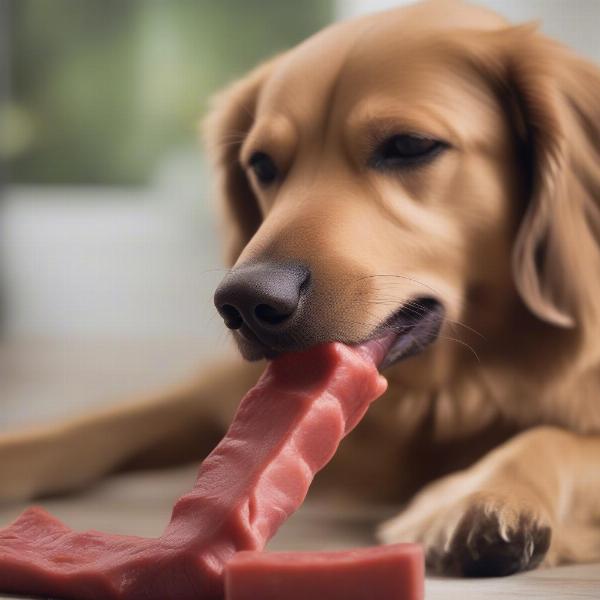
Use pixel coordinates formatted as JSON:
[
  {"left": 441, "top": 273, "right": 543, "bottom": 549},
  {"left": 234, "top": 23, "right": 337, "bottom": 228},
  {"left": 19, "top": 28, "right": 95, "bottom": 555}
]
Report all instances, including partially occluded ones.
[{"left": 1, "top": 0, "right": 599, "bottom": 577}]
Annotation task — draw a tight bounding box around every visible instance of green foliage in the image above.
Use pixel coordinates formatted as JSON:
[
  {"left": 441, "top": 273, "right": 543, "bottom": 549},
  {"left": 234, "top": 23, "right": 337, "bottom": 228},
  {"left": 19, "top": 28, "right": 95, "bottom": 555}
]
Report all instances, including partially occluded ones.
[{"left": 6, "top": 0, "right": 333, "bottom": 184}]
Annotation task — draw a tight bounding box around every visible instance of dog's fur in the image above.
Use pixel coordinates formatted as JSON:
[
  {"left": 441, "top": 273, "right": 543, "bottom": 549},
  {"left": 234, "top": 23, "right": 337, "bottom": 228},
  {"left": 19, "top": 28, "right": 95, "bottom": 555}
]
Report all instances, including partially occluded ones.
[{"left": 1, "top": 0, "right": 600, "bottom": 577}]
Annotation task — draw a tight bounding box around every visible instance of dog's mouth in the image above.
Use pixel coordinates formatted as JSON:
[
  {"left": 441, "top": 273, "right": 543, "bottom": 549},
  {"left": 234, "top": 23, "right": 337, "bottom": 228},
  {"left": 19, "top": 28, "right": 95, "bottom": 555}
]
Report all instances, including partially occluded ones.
[
  {"left": 357, "top": 297, "right": 445, "bottom": 370},
  {"left": 235, "top": 296, "right": 444, "bottom": 369}
]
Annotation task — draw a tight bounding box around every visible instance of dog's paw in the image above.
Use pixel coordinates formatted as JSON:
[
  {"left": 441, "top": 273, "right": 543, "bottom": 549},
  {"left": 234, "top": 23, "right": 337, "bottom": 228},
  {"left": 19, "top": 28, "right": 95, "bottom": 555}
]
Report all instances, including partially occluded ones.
[
  {"left": 428, "top": 492, "right": 552, "bottom": 576},
  {"left": 379, "top": 491, "right": 552, "bottom": 577}
]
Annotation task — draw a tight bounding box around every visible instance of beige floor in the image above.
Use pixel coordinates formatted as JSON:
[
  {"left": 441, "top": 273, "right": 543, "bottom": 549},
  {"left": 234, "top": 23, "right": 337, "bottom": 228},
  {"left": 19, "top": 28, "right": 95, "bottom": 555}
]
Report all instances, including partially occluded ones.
[
  {"left": 0, "top": 465, "right": 598, "bottom": 600},
  {"left": 0, "top": 340, "right": 598, "bottom": 599}
]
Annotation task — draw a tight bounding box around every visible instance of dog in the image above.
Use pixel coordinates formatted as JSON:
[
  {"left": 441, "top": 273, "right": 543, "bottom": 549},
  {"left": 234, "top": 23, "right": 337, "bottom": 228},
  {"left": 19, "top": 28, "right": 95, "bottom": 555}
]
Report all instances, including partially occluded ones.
[{"left": 1, "top": 0, "right": 599, "bottom": 577}]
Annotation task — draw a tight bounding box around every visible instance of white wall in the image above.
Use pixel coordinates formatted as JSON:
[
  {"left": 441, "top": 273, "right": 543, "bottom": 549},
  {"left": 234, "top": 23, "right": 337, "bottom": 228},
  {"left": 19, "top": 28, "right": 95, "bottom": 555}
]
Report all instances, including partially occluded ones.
[
  {"left": 0, "top": 154, "right": 226, "bottom": 342},
  {"left": 337, "top": 0, "right": 600, "bottom": 63}
]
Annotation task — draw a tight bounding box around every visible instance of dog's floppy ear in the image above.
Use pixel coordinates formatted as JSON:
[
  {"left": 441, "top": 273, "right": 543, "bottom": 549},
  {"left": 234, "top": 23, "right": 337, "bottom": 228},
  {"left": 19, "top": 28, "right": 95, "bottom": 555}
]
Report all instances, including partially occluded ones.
[
  {"left": 203, "top": 59, "right": 278, "bottom": 265},
  {"left": 492, "top": 28, "right": 600, "bottom": 328}
]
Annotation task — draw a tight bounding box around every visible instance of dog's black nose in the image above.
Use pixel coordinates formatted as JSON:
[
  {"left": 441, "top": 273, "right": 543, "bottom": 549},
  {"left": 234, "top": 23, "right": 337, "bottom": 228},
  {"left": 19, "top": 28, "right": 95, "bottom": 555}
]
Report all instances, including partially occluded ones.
[{"left": 214, "top": 262, "right": 310, "bottom": 334}]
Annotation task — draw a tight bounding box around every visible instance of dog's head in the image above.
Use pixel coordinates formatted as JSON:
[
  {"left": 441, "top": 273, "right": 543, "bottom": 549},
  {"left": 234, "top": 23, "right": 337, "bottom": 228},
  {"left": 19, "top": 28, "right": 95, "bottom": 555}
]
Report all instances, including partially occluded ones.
[{"left": 206, "top": 1, "right": 600, "bottom": 379}]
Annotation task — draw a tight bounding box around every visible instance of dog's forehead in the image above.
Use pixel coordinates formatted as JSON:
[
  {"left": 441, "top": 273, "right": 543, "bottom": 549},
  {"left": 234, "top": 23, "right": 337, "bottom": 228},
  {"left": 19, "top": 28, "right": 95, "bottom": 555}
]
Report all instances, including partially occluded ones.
[
  {"left": 255, "top": 18, "right": 368, "bottom": 124},
  {"left": 255, "top": 2, "right": 507, "bottom": 131}
]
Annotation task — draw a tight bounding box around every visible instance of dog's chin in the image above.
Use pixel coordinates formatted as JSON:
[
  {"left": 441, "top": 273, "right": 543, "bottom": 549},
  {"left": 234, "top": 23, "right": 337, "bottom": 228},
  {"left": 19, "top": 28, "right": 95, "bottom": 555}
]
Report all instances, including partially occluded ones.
[{"left": 232, "top": 296, "right": 445, "bottom": 368}]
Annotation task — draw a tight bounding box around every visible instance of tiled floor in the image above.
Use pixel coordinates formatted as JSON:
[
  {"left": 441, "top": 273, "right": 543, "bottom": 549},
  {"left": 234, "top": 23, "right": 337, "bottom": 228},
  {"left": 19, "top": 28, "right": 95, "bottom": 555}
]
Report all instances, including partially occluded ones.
[{"left": 0, "top": 340, "right": 598, "bottom": 599}]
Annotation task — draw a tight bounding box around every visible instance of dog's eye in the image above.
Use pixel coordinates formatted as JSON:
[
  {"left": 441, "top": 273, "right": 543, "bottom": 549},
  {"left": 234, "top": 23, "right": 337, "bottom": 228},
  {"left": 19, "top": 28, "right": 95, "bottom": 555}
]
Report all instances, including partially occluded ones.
[
  {"left": 370, "top": 134, "right": 447, "bottom": 170},
  {"left": 248, "top": 152, "right": 278, "bottom": 185}
]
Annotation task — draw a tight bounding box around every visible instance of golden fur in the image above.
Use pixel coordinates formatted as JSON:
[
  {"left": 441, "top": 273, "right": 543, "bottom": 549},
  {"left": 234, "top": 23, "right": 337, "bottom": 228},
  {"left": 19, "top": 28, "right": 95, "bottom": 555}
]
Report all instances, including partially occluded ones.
[{"left": 1, "top": 0, "right": 599, "bottom": 576}]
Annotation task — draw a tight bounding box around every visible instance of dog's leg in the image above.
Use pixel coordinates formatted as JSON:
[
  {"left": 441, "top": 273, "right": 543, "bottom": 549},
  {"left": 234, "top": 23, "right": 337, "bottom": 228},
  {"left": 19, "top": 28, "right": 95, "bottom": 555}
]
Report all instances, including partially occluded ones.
[
  {"left": 0, "top": 358, "right": 262, "bottom": 503},
  {"left": 378, "top": 426, "right": 600, "bottom": 576}
]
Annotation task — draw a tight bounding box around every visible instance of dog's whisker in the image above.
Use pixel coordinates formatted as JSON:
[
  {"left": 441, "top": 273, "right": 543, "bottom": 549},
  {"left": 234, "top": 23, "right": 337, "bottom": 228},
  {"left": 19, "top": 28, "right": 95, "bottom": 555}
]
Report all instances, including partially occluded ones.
[
  {"left": 437, "top": 335, "right": 481, "bottom": 364},
  {"left": 214, "top": 133, "right": 248, "bottom": 144},
  {"left": 368, "top": 276, "right": 463, "bottom": 298},
  {"left": 350, "top": 273, "right": 464, "bottom": 309},
  {"left": 216, "top": 130, "right": 249, "bottom": 140},
  {"left": 213, "top": 135, "right": 252, "bottom": 151},
  {"left": 345, "top": 296, "right": 486, "bottom": 340}
]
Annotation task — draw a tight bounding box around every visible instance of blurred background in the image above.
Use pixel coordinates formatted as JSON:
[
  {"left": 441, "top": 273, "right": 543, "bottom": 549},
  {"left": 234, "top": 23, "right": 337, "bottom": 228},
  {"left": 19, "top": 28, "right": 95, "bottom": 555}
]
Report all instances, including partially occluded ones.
[{"left": 1, "top": 0, "right": 599, "bottom": 431}]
